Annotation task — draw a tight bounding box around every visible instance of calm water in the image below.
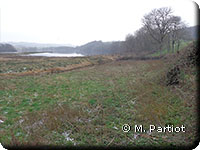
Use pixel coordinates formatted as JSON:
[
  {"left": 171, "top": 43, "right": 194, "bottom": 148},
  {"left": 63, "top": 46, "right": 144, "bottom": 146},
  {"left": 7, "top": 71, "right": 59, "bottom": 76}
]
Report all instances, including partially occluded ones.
[{"left": 25, "top": 53, "right": 84, "bottom": 57}]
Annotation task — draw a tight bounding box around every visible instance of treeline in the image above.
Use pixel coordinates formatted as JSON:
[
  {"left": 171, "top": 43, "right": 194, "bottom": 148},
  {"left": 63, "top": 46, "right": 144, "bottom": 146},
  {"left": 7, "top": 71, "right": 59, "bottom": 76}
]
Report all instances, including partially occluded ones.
[
  {"left": 124, "top": 7, "right": 197, "bottom": 54},
  {"left": 0, "top": 43, "right": 17, "bottom": 52}
]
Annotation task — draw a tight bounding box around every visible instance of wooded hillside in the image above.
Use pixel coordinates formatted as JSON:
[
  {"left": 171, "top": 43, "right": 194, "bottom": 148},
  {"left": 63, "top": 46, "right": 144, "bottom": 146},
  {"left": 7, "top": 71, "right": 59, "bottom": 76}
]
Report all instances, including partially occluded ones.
[{"left": 0, "top": 43, "right": 17, "bottom": 52}]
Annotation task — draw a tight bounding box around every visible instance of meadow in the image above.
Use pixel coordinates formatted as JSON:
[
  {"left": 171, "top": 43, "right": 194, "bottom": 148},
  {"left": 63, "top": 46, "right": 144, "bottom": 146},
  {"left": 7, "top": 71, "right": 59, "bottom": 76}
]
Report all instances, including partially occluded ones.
[{"left": 0, "top": 43, "right": 198, "bottom": 148}]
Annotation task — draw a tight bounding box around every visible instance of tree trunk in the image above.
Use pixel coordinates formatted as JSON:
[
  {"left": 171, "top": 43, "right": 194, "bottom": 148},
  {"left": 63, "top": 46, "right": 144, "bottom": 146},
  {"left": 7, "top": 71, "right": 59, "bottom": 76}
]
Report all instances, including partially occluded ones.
[
  {"left": 159, "top": 43, "right": 163, "bottom": 55},
  {"left": 167, "top": 39, "right": 171, "bottom": 53},
  {"left": 172, "top": 40, "right": 175, "bottom": 53},
  {"left": 177, "top": 40, "right": 180, "bottom": 51}
]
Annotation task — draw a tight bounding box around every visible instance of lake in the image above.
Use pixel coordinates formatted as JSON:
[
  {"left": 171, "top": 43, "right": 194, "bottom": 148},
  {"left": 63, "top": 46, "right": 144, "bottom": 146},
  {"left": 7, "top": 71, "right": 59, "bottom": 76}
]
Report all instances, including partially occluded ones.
[{"left": 24, "top": 53, "right": 84, "bottom": 57}]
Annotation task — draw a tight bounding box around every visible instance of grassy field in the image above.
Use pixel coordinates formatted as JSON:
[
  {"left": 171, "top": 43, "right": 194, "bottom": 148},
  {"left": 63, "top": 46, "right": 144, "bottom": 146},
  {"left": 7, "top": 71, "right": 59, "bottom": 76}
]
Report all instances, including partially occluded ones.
[{"left": 0, "top": 47, "right": 198, "bottom": 148}]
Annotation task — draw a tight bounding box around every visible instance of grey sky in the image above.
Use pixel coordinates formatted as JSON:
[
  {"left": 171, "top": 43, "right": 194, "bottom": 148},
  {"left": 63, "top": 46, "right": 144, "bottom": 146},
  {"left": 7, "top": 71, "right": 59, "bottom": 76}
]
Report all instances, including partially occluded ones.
[{"left": 0, "top": 0, "right": 198, "bottom": 46}]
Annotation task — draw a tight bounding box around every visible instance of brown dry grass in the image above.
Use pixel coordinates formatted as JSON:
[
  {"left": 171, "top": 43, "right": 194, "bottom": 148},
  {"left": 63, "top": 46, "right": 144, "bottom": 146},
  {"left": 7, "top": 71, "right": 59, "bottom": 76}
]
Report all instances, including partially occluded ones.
[{"left": 0, "top": 60, "right": 93, "bottom": 77}]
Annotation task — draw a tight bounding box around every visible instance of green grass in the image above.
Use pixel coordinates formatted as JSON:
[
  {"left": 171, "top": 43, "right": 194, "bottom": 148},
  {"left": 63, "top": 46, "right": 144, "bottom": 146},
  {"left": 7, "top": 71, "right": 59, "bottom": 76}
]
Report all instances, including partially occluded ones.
[
  {"left": 149, "top": 40, "right": 192, "bottom": 57},
  {"left": 0, "top": 54, "right": 197, "bottom": 147}
]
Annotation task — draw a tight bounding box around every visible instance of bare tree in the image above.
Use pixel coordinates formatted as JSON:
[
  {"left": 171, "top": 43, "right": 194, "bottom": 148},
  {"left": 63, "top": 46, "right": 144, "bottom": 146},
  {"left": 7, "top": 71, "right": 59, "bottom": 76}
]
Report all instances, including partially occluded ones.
[
  {"left": 125, "top": 27, "right": 159, "bottom": 53},
  {"left": 125, "top": 7, "right": 187, "bottom": 54},
  {"left": 134, "top": 27, "right": 158, "bottom": 52},
  {"left": 125, "top": 34, "right": 135, "bottom": 52},
  {"left": 142, "top": 7, "right": 186, "bottom": 53}
]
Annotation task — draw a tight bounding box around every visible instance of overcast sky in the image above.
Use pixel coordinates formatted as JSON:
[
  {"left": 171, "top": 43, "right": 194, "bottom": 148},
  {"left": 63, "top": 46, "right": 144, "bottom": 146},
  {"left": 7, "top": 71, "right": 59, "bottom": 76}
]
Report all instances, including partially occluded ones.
[{"left": 0, "top": 0, "right": 198, "bottom": 46}]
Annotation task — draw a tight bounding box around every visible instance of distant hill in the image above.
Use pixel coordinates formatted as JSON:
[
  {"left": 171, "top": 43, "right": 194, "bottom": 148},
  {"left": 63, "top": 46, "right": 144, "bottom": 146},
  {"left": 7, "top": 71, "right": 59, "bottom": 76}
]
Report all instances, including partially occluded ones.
[
  {"left": 76, "top": 41, "right": 126, "bottom": 55},
  {"left": 7, "top": 42, "right": 75, "bottom": 48},
  {"left": 16, "top": 45, "right": 77, "bottom": 53},
  {"left": 0, "top": 43, "right": 17, "bottom": 52}
]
